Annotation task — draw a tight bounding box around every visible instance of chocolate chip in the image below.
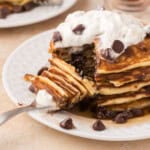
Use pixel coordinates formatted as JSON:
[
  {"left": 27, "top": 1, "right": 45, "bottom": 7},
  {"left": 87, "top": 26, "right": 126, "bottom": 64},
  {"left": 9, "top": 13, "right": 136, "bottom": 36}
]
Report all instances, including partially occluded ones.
[
  {"left": 96, "top": 111, "right": 106, "bottom": 119},
  {"left": 114, "top": 113, "right": 128, "bottom": 124},
  {"left": 112, "top": 40, "right": 124, "bottom": 53},
  {"left": 79, "top": 98, "right": 91, "bottom": 111},
  {"left": 122, "top": 110, "right": 133, "bottom": 119},
  {"left": 92, "top": 120, "right": 106, "bottom": 131},
  {"left": 72, "top": 24, "right": 85, "bottom": 35},
  {"left": 131, "top": 108, "right": 144, "bottom": 117},
  {"left": 146, "top": 32, "right": 150, "bottom": 38},
  {"left": 37, "top": 66, "right": 48, "bottom": 75},
  {"left": 100, "top": 48, "right": 114, "bottom": 62},
  {"left": 13, "top": 6, "right": 24, "bottom": 13},
  {"left": 23, "top": 2, "right": 37, "bottom": 11},
  {"left": 29, "top": 85, "right": 38, "bottom": 93},
  {"left": 144, "top": 86, "right": 150, "bottom": 94},
  {"left": 105, "top": 110, "right": 117, "bottom": 119},
  {"left": 60, "top": 118, "right": 74, "bottom": 129},
  {"left": 18, "top": 102, "right": 23, "bottom": 106},
  {"left": 96, "top": 106, "right": 107, "bottom": 119},
  {"left": 52, "top": 31, "right": 62, "bottom": 42},
  {"left": 0, "top": 7, "right": 11, "bottom": 18}
]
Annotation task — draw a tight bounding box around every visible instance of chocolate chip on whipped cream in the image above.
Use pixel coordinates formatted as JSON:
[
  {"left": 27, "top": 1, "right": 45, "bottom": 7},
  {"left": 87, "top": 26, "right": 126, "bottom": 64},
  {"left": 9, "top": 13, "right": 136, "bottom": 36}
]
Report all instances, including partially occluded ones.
[
  {"left": 52, "top": 31, "right": 62, "bottom": 43},
  {"left": 100, "top": 48, "right": 115, "bottom": 62},
  {"left": 72, "top": 24, "right": 85, "bottom": 35},
  {"left": 112, "top": 40, "right": 124, "bottom": 53}
]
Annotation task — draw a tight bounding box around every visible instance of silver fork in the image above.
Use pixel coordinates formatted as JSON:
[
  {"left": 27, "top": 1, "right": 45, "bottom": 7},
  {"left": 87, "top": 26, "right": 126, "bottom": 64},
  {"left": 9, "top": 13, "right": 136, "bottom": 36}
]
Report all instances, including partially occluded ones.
[
  {"left": 0, "top": 105, "right": 59, "bottom": 126},
  {"left": 34, "top": 0, "right": 63, "bottom": 5}
]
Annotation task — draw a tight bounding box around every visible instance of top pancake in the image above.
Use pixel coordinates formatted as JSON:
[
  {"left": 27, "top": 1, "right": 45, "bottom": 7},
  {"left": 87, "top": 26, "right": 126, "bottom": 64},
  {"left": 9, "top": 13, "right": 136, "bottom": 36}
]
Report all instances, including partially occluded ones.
[{"left": 96, "top": 38, "right": 150, "bottom": 74}]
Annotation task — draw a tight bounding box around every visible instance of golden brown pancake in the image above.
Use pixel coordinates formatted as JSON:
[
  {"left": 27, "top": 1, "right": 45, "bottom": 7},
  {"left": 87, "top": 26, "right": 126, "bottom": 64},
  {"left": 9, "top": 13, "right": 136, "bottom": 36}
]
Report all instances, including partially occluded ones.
[
  {"left": 97, "top": 80, "right": 150, "bottom": 95},
  {"left": 104, "top": 98, "right": 150, "bottom": 111},
  {"left": 95, "top": 38, "right": 150, "bottom": 74},
  {"left": 95, "top": 66, "right": 150, "bottom": 87},
  {"left": 99, "top": 87, "right": 150, "bottom": 106}
]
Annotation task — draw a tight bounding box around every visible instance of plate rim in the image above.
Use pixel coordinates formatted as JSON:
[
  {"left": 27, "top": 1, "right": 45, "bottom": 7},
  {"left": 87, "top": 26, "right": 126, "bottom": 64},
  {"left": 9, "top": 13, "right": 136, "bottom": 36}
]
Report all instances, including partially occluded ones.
[
  {"left": 0, "top": 0, "right": 76, "bottom": 28},
  {"left": 2, "top": 29, "right": 150, "bottom": 142}
]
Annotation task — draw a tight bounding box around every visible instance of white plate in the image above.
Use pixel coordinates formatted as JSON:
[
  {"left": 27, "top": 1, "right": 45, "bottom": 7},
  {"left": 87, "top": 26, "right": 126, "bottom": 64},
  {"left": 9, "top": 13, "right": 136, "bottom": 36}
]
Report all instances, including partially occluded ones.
[
  {"left": 2, "top": 30, "right": 150, "bottom": 141},
  {"left": 0, "top": 0, "right": 76, "bottom": 28}
]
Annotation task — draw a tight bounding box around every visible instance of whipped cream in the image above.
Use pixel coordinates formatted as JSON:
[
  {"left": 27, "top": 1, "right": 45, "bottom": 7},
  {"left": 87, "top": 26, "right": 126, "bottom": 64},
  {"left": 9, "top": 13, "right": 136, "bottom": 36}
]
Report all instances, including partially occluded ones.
[
  {"left": 36, "top": 90, "right": 57, "bottom": 107},
  {"left": 53, "top": 10, "right": 146, "bottom": 60}
]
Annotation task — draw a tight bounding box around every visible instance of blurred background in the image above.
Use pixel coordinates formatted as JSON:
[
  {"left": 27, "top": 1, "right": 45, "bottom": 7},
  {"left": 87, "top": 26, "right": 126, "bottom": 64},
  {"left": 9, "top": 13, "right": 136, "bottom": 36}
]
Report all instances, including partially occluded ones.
[{"left": 103, "top": 0, "right": 150, "bottom": 23}]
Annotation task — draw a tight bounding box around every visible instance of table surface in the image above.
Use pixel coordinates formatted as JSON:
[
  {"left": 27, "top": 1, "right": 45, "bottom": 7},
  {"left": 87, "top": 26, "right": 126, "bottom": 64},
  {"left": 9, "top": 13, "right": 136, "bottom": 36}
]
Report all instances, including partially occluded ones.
[{"left": 0, "top": 0, "right": 150, "bottom": 150}]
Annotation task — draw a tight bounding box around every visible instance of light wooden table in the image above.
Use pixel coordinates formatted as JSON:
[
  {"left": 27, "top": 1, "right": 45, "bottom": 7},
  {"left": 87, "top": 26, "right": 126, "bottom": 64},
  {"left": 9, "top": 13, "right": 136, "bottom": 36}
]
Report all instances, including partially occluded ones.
[{"left": 0, "top": 0, "right": 150, "bottom": 149}]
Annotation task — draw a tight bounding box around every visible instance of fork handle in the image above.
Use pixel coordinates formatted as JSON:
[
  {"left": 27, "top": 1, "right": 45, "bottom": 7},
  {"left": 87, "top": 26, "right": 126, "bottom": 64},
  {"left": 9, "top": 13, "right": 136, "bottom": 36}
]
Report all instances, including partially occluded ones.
[{"left": 0, "top": 105, "right": 50, "bottom": 126}]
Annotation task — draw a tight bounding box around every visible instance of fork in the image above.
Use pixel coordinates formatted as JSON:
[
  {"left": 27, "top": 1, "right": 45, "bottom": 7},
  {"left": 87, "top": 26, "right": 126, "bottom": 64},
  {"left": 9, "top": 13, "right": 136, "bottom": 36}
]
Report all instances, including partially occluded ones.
[
  {"left": 0, "top": 104, "right": 59, "bottom": 126},
  {"left": 34, "top": 0, "right": 63, "bottom": 5}
]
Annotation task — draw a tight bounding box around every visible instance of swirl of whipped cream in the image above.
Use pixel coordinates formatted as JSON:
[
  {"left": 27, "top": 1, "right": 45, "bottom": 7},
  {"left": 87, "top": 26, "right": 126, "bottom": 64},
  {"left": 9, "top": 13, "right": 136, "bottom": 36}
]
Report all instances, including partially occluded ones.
[{"left": 52, "top": 10, "right": 146, "bottom": 60}]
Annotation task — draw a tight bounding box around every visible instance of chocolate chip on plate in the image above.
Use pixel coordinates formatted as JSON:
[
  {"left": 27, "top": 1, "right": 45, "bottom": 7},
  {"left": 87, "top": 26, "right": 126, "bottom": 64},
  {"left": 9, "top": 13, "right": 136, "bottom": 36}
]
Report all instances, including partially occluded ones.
[
  {"left": 23, "top": 2, "right": 37, "bottom": 11},
  {"left": 37, "top": 66, "right": 48, "bottom": 75},
  {"left": 105, "top": 110, "right": 117, "bottom": 119},
  {"left": 52, "top": 31, "right": 62, "bottom": 42},
  {"left": 112, "top": 40, "right": 124, "bottom": 53},
  {"left": 0, "top": 7, "right": 11, "bottom": 18},
  {"left": 114, "top": 113, "right": 128, "bottom": 124},
  {"left": 96, "top": 111, "right": 106, "bottom": 119},
  {"left": 60, "top": 118, "right": 75, "bottom": 129},
  {"left": 92, "top": 120, "right": 106, "bottom": 131},
  {"left": 29, "top": 84, "right": 38, "bottom": 93},
  {"left": 72, "top": 24, "right": 85, "bottom": 35},
  {"left": 122, "top": 110, "right": 133, "bottom": 119},
  {"left": 131, "top": 108, "right": 144, "bottom": 117},
  {"left": 13, "top": 6, "right": 24, "bottom": 13}
]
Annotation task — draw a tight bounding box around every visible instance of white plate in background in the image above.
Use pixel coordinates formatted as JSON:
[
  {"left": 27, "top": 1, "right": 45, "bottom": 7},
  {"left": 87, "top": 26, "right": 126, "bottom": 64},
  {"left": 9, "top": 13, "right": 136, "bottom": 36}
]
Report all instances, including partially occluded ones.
[{"left": 0, "top": 0, "right": 76, "bottom": 28}]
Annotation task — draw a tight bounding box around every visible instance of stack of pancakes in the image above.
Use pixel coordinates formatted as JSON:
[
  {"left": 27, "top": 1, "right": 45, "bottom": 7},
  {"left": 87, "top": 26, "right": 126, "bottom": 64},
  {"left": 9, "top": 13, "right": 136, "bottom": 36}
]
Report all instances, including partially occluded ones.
[
  {"left": 24, "top": 57, "right": 95, "bottom": 109},
  {"left": 94, "top": 37, "right": 150, "bottom": 119},
  {"left": 25, "top": 33, "right": 150, "bottom": 121},
  {"left": 24, "top": 8, "right": 150, "bottom": 122}
]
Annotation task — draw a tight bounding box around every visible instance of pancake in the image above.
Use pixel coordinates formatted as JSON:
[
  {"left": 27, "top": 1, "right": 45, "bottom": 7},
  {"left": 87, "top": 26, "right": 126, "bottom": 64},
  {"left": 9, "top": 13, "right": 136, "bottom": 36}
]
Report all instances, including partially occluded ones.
[
  {"left": 96, "top": 66, "right": 150, "bottom": 87},
  {"left": 97, "top": 80, "right": 150, "bottom": 95},
  {"left": 100, "top": 87, "right": 150, "bottom": 106},
  {"left": 105, "top": 98, "right": 150, "bottom": 111},
  {"left": 96, "top": 38, "right": 150, "bottom": 74}
]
